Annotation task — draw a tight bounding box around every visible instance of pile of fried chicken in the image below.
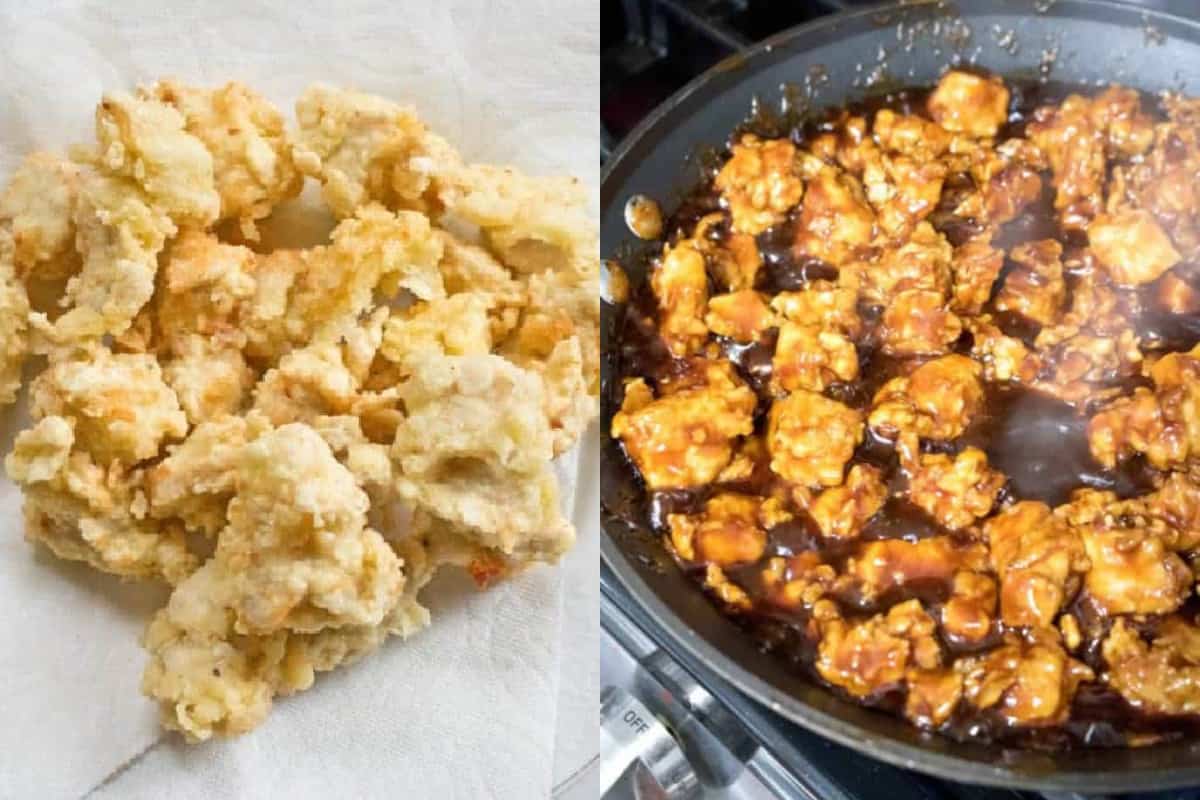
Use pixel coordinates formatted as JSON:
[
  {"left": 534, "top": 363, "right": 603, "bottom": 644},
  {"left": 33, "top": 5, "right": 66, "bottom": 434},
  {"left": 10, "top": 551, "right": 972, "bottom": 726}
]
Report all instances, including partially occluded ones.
[{"left": 0, "top": 81, "right": 597, "bottom": 740}]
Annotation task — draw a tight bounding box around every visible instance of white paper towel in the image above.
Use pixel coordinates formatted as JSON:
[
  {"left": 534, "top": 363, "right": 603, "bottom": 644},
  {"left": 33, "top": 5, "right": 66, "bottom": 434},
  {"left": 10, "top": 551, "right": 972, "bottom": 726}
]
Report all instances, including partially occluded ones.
[{"left": 0, "top": 1, "right": 598, "bottom": 797}]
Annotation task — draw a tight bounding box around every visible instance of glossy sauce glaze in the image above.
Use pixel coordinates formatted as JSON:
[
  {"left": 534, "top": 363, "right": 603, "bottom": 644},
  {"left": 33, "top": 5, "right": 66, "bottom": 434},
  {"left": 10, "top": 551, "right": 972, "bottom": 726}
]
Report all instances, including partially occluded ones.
[{"left": 607, "top": 77, "right": 1200, "bottom": 749}]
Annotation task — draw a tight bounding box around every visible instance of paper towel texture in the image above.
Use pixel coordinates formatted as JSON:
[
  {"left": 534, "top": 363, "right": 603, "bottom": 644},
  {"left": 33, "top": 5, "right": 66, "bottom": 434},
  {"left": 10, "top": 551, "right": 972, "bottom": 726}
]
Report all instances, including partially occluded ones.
[{"left": 0, "top": 1, "right": 597, "bottom": 797}]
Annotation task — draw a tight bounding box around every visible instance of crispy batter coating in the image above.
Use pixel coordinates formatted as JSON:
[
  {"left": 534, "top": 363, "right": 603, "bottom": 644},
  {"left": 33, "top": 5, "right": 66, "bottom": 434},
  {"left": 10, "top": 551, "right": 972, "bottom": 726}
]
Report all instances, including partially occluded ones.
[
  {"left": 767, "top": 391, "right": 862, "bottom": 487},
  {"left": 0, "top": 152, "right": 80, "bottom": 278},
  {"left": 30, "top": 349, "right": 188, "bottom": 465},
  {"left": 0, "top": 230, "right": 30, "bottom": 404},
  {"left": 612, "top": 362, "right": 756, "bottom": 490},
  {"left": 94, "top": 92, "right": 220, "bottom": 225},
  {"left": 715, "top": 135, "right": 804, "bottom": 235},
  {"left": 147, "top": 80, "right": 302, "bottom": 238},
  {"left": 6, "top": 415, "right": 196, "bottom": 584},
  {"left": 392, "top": 355, "right": 574, "bottom": 563}
]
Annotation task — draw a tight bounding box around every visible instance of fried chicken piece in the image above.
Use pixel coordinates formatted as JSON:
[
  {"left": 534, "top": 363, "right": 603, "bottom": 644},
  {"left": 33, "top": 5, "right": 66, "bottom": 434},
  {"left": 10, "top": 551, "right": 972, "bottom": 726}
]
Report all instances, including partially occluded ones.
[
  {"left": 941, "top": 571, "right": 997, "bottom": 646},
  {"left": 705, "top": 290, "right": 777, "bottom": 343},
  {"left": 760, "top": 551, "right": 837, "bottom": 610},
  {"left": 652, "top": 239, "right": 709, "bottom": 357},
  {"left": 392, "top": 355, "right": 574, "bottom": 563},
  {"left": 950, "top": 235, "right": 1004, "bottom": 315},
  {"left": 1113, "top": 97, "right": 1200, "bottom": 261},
  {"left": 380, "top": 294, "right": 492, "bottom": 376},
  {"left": 905, "top": 447, "right": 1004, "bottom": 531},
  {"left": 6, "top": 416, "right": 196, "bottom": 584},
  {"left": 766, "top": 390, "right": 862, "bottom": 487},
  {"left": 93, "top": 91, "right": 220, "bottom": 225},
  {"left": 905, "top": 668, "right": 964, "bottom": 729},
  {"left": 1088, "top": 209, "right": 1181, "bottom": 287},
  {"left": 1145, "top": 472, "right": 1200, "bottom": 551},
  {"left": 0, "top": 230, "right": 30, "bottom": 404},
  {"left": 165, "top": 338, "right": 255, "bottom": 425},
  {"left": 794, "top": 166, "right": 875, "bottom": 267},
  {"left": 292, "top": 84, "right": 456, "bottom": 218},
  {"left": 769, "top": 281, "right": 862, "bottom": 336},
  {"left": 0, "top": 152, "right": 80, "bottom": 278},
  {"left": 714, "top": 135, "right": 804, "bottom": 235},
  {"left": 703, "top": 564, "right": 753, "bottom": 611},
  {"left": 1077, "top": 518, "right": 1191, "bottom": 616},
  {"left": 141, "top": 424, "right": 411, "bottom": 741},
  {"left": 244, "top": 205, "right": 443, "bottom": 360},
  {"left": 154, "top": 230, "right": 257, "bottom": 354},
  {"left": 707, "top": 229, "right": 763, "bottom": 292},
  {"left": 1089, "top": 85, "right": 1157, "bottom": 157},
  {"left": 985, "top": 501, "right": 1088, "bottom": 628},
  {"left": 771, "top": 321, "right": 859, "bottom": 394},
  {"left": 1028, "top": 94, "right": 1107, "bottom": 228},
  {"left": 844, "top": 537, "right": 988, "bottom": 602},
  {"left": 612, "top": 361, "right": 756, "bottom": 490},
  {"left": 30, "top": 349, "right": 187, "bottom": 465},
  {"left": 868, "top": 355, "right": 984, "bottom": 442},
  {"left": 927, "top": 71, "right": 1010, "bottom": 138},
  {"left": 965, "top": 316, "right": 1037, "bottom": 383},
  {"left": 436, "top": 231, "right": 526, "bottom": 341},
  {"left": 1088, "top": 388, "right": 1181, "bottom": 470},
  {"left": 862, "top": 149, "right": 947, "bottom": 239},
  {"left": 842, "top": 222, "right": 952, "bottom": 304},
  {"left": 806, "top": 464, "right": 886, "bottom": 540},
  {"left": 146, "top": 80, "right": 302, "bottom": 239},
  {"left": 880, "top": 289, "right": 962, "bottom": 356},
  {"left": 55, "top": 170, "right": 176, "bottom": 339},
  {"left": 994, "top": 239, "right": 1066, "bottom": 327},
  {"left": 146, "top": 413, "right": 269, "bottom": 535},
  {"left": 667, "top": 493, "right": 767, "bottom": 566},
  {"left": 1103, "top": 617, "right": 1200, "bottom": 716},
  {"left": 872, "top": 109, "right": 951, "bottom": 162},
  {"left": 956, "top": 629, "right": 1093, "bottom": 726},
  {"left": 816, "top": 600, "right": 941, "bottom": 698}
]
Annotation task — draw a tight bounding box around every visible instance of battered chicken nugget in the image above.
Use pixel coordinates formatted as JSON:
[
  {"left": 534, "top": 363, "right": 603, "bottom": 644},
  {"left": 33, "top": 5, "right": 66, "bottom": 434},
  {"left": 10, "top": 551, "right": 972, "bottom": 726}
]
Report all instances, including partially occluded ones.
[
  {"left": 154, "top": 230, "right": 257, "bottom": 354},
  {"left": 94, "top": 92, "right": 220, "bottom": 225},
  {"left": 142, "top": 425, "right": 414, "bottom": 741},
  {"left": 0, "top": 230, "right": 30, "bottom": 404},
  {"left": 0, "top": 152, "right": 80, "bottom": 278},
  {"left": 147, "top": 80, "right": 303, "bottom": 238},
  {"left": 392, "top": 355, "right": 575, "bottom": 563},
  {"left": 6, "top": 416, "right": 196, "bottom": 584},
  {"left": 435, "top": 231, "right": 526, "bottom": 341},
  {"left": 379, "top": 293, "right": 493, "bottom": 376},
  {"left": 146, "top": 413, "right": 270, "bottom": 535},
  {"left": 243, "top": 205, "right": 443, "bottom": 360},
  {"left": 60, "top": 171, "right": 176, "bottom": 338},
  {"left": 292, "top": 83, "right": 457, "bottom": 218},
  {"left": 508, "top": 261, "right": 600, "bottom": 395},
  {"left": 164, "top": 338, "right": 255, "bottom": 425},
  {"left": 29, "top": 349, "right": 187, "bottom": 465}
]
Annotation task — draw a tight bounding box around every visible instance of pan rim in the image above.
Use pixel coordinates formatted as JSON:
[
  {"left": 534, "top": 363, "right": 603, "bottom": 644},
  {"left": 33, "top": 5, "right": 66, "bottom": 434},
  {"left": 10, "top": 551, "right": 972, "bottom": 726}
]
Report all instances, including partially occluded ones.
[{"left": 601, "top": 0, "right": 1200, "bottom": 791}]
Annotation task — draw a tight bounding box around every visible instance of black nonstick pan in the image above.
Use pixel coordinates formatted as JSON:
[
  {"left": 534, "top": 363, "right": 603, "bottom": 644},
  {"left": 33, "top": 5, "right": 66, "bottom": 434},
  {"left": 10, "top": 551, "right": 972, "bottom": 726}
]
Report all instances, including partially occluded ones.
[{"left": 600, "top": 0, "right": 1200, "bottom": 791}]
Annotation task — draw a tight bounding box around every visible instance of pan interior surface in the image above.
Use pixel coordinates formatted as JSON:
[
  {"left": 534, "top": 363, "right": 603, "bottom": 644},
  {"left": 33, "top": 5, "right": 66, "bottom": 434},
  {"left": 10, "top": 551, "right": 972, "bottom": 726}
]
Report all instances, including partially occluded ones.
[{"left": 600, "top": 0, "right": 1200, "bottom": 791}]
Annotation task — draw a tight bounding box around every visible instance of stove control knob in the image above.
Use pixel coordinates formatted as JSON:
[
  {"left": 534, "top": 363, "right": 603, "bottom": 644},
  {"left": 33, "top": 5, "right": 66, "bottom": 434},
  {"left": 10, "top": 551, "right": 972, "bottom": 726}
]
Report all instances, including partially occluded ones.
[{"left": 600, "top": 685, "right": 700, "bottom": 799}]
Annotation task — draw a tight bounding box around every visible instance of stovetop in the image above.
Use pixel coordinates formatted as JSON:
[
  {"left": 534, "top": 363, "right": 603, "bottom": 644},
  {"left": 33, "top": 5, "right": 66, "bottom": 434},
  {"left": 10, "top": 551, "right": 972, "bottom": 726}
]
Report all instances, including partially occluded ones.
[{"left": 600, "top": 1, "right": 1200, "bottom": 798}]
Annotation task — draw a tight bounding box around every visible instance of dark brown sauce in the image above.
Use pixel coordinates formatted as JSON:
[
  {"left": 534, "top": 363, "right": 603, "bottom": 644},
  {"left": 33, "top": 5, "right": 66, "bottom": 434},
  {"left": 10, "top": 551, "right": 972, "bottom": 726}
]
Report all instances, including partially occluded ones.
[{"left": 608, "top": 76, "right": 1200, "bottom": 750}]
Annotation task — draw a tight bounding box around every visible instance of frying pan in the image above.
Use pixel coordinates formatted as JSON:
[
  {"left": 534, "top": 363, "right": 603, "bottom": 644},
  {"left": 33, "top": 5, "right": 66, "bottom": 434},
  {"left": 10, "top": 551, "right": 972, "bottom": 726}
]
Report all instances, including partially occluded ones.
[{"left": 600, "top": 0, "right": 1200, "bottom": 791}]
